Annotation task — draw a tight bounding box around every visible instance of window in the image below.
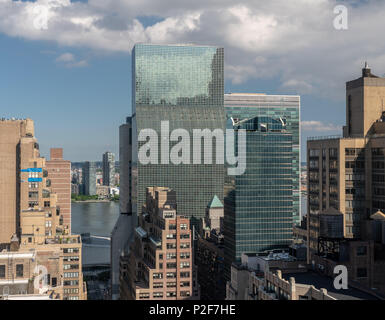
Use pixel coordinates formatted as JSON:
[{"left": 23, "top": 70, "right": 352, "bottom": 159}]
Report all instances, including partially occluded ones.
[
  {"left": 63, "top": 256, "right": 79, "bottom": 262},
  {"left": 64, "top": 288, "right": 79, "bottom": 294},
  {"left": 153, "top": 292, "right": 163, "bottom": 298},
  {"left": 167, "top": 282, "right": 176, "bottom": 288},
  {"left": 64, "top": 272, "right": 79, "bottom": 278},
  {"left": 180, "top": 234, "right": 189, "bottom": 239},
  {"left": 166, "top": 292, "right": 176, "bottom": 297},
  {"left": 180, "top": 243, "right": 190, "bottom": 249},
  {"left": 153, "top": 273, "right": 163, "bottom": 279},
  {"left": 166, "top": 253, "right": 176, "bottom": 260},
  {"left": 29, "top": 182, "right": 38, "bottom": 189},
  {"left": 64, "top": 280, "right": 79, "bottom": 286},
  {"left": 180, "top": 262, "right": 190, "bottom": 269},
  {"left": 64, "top": 264, "right": 79, "bottom": 270},
  {"left": 166, "top": 272, "right": 176, "bottom": 279},
  {"left": 153, "top": 283, "right": 163, "bottom": 288},
  {"left": 63, "top": 248, "right": 79, "bottom": 254},
  {"left": 28, "top": 192, "right": 38, "bottom": 200},
  {"left": 0, "top": 265, "right": 5, "bottom": 278},
  {"left": 309, "top": 149, "right": 320, "bottom": 157},
  {"left": 16, "top": 264, "right": 23, "bottom": 277},
  {"left": 180, "top": 224, "right": 187, "bottom": 230},
  {"left": 180, "top": 272, "right": 190, "bottom": 278},
  {"left": 52, "top": 277, "right": 57, "bottom": 287}
]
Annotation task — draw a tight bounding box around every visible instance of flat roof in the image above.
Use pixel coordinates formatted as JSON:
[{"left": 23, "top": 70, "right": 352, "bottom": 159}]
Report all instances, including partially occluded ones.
[{"left": 284, "top": 271, "right": 380, "bottom": 300}]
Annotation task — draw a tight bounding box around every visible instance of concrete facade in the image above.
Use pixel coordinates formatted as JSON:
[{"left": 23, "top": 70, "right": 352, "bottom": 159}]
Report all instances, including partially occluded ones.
[
  {"left": 306, "top": 64, "right": 385, "bottom": 296},
  {"left": 46, "top": 148, "right": 71, "bottom": 234},
  {"left": 0, "top": 119, "right": 86, "bottom": 300},
  {"left": 120, "top": 187, "right": 200, "bottom": 300}
]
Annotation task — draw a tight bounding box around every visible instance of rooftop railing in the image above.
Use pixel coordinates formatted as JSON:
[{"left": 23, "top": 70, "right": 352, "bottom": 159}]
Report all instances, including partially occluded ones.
[{"left": 307, "top": 135, "right": 342, "bottom": 141}]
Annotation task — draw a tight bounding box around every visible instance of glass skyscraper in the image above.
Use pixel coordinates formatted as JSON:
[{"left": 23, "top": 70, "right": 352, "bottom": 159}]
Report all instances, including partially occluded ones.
[
  {"left": 224, "top": 115, "right": 294, "bottom": 279},
  {"left": 82, "top": 161, "right": 96, "bottom": 196},
  {"left": 225, "top": 93, "right": 301, "bottom": 224},
  {"left": 131, "top": 44, "right": 225, "bottom": 226}
]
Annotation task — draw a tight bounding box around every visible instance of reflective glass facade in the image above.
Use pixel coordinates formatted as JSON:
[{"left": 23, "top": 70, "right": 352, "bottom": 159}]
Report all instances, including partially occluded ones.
[
  {"left": 132, "top": 44, "right": 225, "bottom": 226},
  {"left": 224, "top": 116, "right": 294, "bottom": 279},
  {"left": 82, "top": 161, "right": 96, "bottom": 196},
  {"left": 225, "top": 93, "right": 301, "bottom": 224}
]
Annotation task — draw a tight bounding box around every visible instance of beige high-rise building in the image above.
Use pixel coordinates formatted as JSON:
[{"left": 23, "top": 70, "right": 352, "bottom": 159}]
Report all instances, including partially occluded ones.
[
  {"left": 306, "top": 65, "right": 385, "bottom": 293},
  {"left": 0, "top": 119, "right": 34, "bottom": 245},
  {"left": 119, "top": 187, "right": 200, "bottom": 300},
  {"left": 0, "top": 118, "right": 86, "bottom": 300},
  {"left": 46, "top": 148, "right": 72, "bottom": 233}
]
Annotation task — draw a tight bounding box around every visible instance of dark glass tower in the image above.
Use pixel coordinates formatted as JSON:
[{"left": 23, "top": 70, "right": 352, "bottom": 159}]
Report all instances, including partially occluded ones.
[
  {"left": 225, "top": 93, "right": 301, "bottom": 225},
  {"left": 224, "top": 116, "right": 293, "bottom": 279},
  {"left": 131, "top": 44, "right": 225, "bottom": 226},
  {"left": 82, "top": 161, "right": 96, "bottom": 196}
]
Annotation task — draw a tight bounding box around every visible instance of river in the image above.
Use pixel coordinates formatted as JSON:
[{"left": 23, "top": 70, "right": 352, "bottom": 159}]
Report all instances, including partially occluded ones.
[
  {"left": 71, "top": 202, "right": 120, "bottom": 238},
  {"left": 72, "top": 196, "right": 307, "bottom": 237}
]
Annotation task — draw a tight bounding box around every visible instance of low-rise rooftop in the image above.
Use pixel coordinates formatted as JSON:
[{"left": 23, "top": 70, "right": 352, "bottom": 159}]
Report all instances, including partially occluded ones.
[{"left": 285, "top": 271, "right": 380, "bottom": 300}]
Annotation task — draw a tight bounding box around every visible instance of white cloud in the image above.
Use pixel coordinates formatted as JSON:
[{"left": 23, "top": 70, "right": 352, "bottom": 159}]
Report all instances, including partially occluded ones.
[
  {"left": 56, "top": 52, "right": 75, "bottom": 62},
  {"left": 55, "top": 52, "right": 88, "bottom": 68},
  {"left": 301, "top": 120, "right": 341, "bottom": 132},
  {"left": 66, "top": 59, "right": 88, "bottom": 68},
  {"left": 1, "top": 0, "right": 385, "bottom": 100},
  {"left": 281, "top": 79, "right": 314, "bottom": 95}
]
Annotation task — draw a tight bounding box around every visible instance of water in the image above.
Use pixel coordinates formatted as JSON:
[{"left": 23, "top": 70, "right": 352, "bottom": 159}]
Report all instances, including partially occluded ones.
[{"left": 71, "top": 202, "right": 120, "bottom": 237}]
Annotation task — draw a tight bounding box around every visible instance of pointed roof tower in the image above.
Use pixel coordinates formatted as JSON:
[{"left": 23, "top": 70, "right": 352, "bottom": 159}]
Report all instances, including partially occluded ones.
[{"left": 207, "top": 195, "right": 223, "bottom": 208}]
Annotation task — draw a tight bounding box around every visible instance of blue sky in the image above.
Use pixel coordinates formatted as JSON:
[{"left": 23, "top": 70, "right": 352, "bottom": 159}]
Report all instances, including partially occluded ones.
[
  {"left": 1, "top": 33, "right": 131, "bottom": 161},
  {"left": 1, "top": 0, "right": 382, "bottom": 161}
]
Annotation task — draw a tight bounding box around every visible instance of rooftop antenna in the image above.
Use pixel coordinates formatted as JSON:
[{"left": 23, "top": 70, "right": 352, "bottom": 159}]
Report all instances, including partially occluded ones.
[{"left": 365, "top": 61, "right": 369, "bottom": 69}]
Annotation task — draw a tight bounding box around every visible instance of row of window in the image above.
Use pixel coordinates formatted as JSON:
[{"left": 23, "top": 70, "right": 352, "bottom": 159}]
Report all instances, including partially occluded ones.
[
  {"left": 153, "top": 272, "right": 190, "bottom": 279},
  {"left": 64, "top": 280, "right": 79, "bottom": 286},
  {"left": 64, "top": 272, "right": 79, "bottom": 278},
  {"left": 309, "top": 148, "right": 338, "bottom": 158},
  {"left": 168, "top": 223, "right": 188, "bottom": 230},
  {"left": 63, "top": 248, "right": 79, "bottom": 254},
  {"left": 166, "top": 233, "right": 190, "bottom": 239},
  {"left": 64, "top": 288, "right": 79, "bottom": 294},
  {"left": 166, "top": 243, "right": 190, "bottom": 249},
  {"left": 63, "top": 256, "right": 79, "bottom": 262},
  {"left": 153, "top": 281, "right": 190, "bottom": 289},
  {"left": 140, "top": 291, "right": 190, "bottom": 299},
  {"left": 0, "top": 264, "right": 23, "bottom": 278}
]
